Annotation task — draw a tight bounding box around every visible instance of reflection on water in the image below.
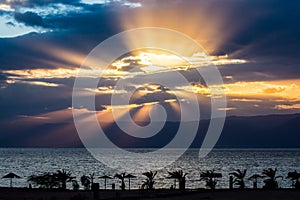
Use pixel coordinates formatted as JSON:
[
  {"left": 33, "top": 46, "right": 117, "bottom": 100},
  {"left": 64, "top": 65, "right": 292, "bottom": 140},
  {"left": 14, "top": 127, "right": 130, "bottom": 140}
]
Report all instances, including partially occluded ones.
[{"left": 0, "top": 148, "right": 299, "bottom": 189}]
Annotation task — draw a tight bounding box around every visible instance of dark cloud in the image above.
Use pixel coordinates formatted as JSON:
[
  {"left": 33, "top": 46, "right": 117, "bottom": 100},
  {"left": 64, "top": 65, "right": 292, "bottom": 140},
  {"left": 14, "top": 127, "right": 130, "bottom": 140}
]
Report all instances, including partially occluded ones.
[
  {"left": 43, "top": 4, "right": 121, "bottom": 32},
  {"left": 117, "top": 66, "right": 144, "bottom": 73},
  {"left": 14, "top": 11, "right": 50, "bottom": 28},
  {"left": 219, "top": 0, "right": 300, "bottom": 62},
  {"left": 5, "top": 22, "right": 15, "bottom": 27},
  {"left": 0, "top": 3, "right": 125, "bottom": 70},
  {"left": 0, "top": 81, "right": 72, "bottom": 119},
  {"left": 226, "top": 96, "right": 300, "bottom": 117},
  {"left": 7, "top": 0, "right": 80, "bottom": 8},
  {"left": 219, "top": 62, "right": 300, "bottom": 83},
  {"left": 0, "top": 72, "right": 8, "bottom": 88}
]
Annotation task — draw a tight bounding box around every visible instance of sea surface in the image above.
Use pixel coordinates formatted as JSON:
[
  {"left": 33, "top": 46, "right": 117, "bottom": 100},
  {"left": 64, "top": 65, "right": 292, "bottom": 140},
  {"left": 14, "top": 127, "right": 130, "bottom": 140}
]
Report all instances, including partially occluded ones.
[{"left": 0, "top": 148, "right": 299, "bottom": 189}]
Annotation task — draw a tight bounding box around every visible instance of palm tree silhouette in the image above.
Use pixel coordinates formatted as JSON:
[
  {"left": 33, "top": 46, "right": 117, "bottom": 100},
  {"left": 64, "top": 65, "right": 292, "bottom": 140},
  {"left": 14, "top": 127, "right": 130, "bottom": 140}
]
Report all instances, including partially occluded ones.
[
  {"left": 55, "top": 170, "right": 74, "bottom": 190},
  {"left": 167, "top": 170, "right": 188, "bottom": 191},
  {"left": 142, "top": 171, "right": 157, "bottom": 190},
  {"left": 230, "top": 169, "right": 247, "bottom": 189},
  {"left": 72, "top": 180, "right": 80, "bottom": 190},
  {"left": 287, "top": 170, "right": 300, "bottom": 189},
  {"left": 262, "top": 168, "right": 283, "bottom": 189},
  {"left": 200, "top": 170, "right": 222, "bottom": 190},
  {"left": 114, "top": 173, "right": 126, "bottom": 190},
  {"left": 89, "top": 173, "right": 95, "bottom": 185},
  {"left": 248, "top": 174, "right": 263, "bottom": 189},
  {"left": 28, "top": 172, "right": 59, "bottom": 189},
  {"left": 80, "top": 175, "right": 91, "bottom": 190}
]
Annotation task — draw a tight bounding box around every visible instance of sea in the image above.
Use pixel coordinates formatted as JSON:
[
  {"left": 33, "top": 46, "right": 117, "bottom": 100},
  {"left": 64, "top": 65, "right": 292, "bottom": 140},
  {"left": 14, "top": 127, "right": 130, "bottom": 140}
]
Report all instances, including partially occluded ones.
[{"left": 0, "top": 148, "right": 299, "bottom": 189}]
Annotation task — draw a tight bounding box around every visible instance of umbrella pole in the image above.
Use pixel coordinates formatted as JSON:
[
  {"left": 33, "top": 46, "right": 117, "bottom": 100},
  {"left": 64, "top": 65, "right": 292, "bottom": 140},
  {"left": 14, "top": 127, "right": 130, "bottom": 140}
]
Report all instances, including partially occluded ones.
[
  {"left": 105, "top": 179, "right": 107, "bottom": 190},
  {"left": 10, "top": 178, "right": 12, "bottom": 188},
  {"left": 129, "top": 178, "right": 130, "bottom": 190}
]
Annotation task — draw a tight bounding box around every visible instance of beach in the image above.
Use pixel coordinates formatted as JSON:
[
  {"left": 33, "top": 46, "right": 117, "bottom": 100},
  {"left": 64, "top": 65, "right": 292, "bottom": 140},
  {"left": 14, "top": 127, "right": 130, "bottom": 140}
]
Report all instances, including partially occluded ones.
[
  {"left": 1, "top": 188, "right": 300, "bottom": 200},
  {"left": 1, "top": 148, "right": 299, "bottom": 189}
]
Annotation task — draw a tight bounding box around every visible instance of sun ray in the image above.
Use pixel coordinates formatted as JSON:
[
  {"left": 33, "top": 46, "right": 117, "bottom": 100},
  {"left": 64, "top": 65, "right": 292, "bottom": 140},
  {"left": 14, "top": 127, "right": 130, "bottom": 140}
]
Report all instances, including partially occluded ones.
[
  {"left": 167, "top": 101, "right": 181, "bottom": 115},
  {"left": 132, "top": 105, "right": 151, "bottom": 123},
  {"left": 119, "top": 2, "right": 237, "bottom": 55}
]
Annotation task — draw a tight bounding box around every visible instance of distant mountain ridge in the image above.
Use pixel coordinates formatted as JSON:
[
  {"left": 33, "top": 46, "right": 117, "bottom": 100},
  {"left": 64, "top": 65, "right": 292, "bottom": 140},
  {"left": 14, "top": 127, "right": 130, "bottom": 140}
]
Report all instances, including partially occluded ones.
[
  {"left": 0, "top": 113, "right": 300, "bottom": 148},
  {"left": 213, "top": 113, "right": 300, "bottom": 148}
]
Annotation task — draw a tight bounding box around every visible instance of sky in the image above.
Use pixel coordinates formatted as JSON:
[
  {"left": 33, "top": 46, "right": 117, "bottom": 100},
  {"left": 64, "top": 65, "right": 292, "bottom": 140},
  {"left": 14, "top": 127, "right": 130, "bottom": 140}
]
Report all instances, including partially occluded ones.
[{"left": 0, "top": 0, "right": 300, "bottom": 147}]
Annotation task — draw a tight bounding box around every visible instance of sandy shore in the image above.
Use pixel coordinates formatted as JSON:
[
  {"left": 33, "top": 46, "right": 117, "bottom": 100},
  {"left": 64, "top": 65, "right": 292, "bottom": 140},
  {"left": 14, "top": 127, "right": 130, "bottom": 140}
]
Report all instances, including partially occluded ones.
[{"left": 1, "top": 188, "right": 300, "bottom": 200}]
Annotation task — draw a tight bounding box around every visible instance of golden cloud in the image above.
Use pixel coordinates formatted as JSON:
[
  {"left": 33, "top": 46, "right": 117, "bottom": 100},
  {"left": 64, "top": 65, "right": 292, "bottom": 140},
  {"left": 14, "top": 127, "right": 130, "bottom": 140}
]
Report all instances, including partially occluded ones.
[
  {"left": 0, "top": 3, "right": 14, "bottom": 11},
  {"left": 274, "top": 104, "right": 300, "bottom": 110},
  {"left": 3, "top": 68, "right": 78, "bottom": 79},
  {"left": 223, "top": 80, "right": 300, "bottom": 100}
]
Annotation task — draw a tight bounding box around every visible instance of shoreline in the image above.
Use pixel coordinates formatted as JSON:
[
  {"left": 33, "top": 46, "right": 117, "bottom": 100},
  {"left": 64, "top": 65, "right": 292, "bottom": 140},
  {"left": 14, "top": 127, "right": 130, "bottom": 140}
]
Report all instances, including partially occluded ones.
[{"left": 1, "top": 188, "right": 300, "bottom": 200}]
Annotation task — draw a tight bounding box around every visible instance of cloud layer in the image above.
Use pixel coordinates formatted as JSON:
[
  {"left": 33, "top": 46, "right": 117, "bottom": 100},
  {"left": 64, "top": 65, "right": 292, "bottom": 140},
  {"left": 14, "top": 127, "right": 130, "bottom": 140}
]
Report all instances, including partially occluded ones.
[{"left": 0, "top": 0, "right": 300, "bottom": 124}]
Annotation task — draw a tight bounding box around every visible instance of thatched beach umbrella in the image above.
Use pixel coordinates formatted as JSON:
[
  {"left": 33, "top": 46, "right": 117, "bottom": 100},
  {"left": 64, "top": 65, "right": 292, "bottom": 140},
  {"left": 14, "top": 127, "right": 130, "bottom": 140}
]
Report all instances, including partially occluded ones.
[
  {"left": 99, "top": 175, "right": 112, "bottom": 190},
  {"left": 124, "top": 174, "right": 136, "bottom": 190},
  {"left": 2, "top": 172, "right": 21, "bottom": 187}
]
